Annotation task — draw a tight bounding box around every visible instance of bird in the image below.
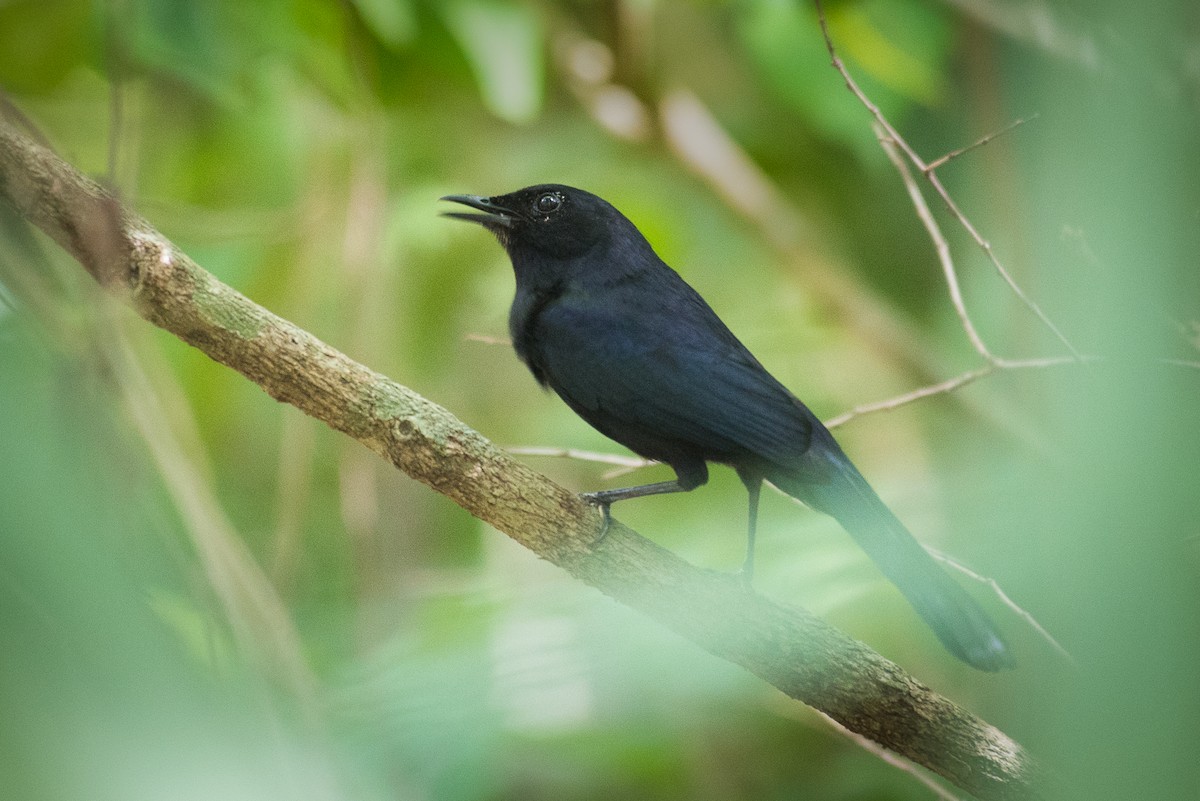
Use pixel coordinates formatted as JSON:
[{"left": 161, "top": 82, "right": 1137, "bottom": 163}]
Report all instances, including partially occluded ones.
[{"left": 442, "top": 183, "right": 1013, "bottom": 671}]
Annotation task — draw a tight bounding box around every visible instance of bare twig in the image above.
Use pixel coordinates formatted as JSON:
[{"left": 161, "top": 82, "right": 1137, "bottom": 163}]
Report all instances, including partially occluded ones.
[
  {"left": 875, "top": 126, "right": 996, "bottom": 362},
  {"left": 926, "top": 166, "right": 1082, "bottom": 362},
  {"left": 824, "top": 365, "right": 996, "bottom": 429},
  {"left": 507, "top": 446, "right": 652, "bottom": 469},
  {"left": 824, "top": 355, "right": 1085, "bottom": 430},
  {"left": 812, "top": 0, "right": 1082, "bottom": 362},
  {"left": 928, "top": 548, "right": 1075, "bottom": 665},
  {"left": 508, "top": 445, "right": 655, "bottom": 481},
  {"left": 926, "top": 114, "right": 1038, "bottom": 172},
  {"left": 464, "top": 332, "right": 513, "bottom": 346},
  {"left": 812, "top": 1, "right": 921, "bottom": 168}
]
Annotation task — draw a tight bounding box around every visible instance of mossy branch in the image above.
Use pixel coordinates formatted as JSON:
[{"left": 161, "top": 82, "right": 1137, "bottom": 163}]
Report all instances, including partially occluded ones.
[{"left": 0, "top": 118, "right": 1040, "bottom": 801}]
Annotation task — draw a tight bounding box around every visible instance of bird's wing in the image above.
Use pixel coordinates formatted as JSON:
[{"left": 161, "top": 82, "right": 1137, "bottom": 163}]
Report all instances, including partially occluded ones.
[{"left": 529, "top": 290, "right": 814, "bottom": 466}]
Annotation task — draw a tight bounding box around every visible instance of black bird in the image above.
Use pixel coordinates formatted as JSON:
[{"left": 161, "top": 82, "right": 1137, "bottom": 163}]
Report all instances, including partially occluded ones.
[{"left": 442, "top": 184, "right": 1013, "bottom": 671}]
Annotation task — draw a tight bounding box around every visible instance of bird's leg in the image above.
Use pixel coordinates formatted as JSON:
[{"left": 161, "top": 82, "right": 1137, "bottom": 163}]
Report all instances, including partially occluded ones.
[
  {"left": 581, "top": 480, "right": 695, "bottom": 545},
  {"left": 738, "top": 474, "right": 762, "bottom": 586}
]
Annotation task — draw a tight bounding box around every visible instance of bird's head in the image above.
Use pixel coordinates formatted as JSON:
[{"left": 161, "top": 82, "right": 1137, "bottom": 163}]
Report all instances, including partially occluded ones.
[{"left": 441, "top": 184, "right": 630, "bottom": 261}]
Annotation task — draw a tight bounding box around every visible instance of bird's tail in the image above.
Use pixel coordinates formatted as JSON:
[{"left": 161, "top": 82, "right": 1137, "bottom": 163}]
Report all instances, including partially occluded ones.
[{"left": 769, "top": 451, "right": 1014, "bottom": 671}]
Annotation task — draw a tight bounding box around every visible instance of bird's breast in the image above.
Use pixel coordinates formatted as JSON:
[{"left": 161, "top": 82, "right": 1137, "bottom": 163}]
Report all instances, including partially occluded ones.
[{"left": 508, "top": 285, "right": 565, "bottom": 385}]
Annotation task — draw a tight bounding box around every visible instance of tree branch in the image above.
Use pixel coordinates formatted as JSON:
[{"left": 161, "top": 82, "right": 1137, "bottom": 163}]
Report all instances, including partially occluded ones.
[
  {"left": 0, "top": 118, "right": 1041, "bottom": 801},
  {"left": 812, "top": 0, "right": 1081, "bottom": 363}
]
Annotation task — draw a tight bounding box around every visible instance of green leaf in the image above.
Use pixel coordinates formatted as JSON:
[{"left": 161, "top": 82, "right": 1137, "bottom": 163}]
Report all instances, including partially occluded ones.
[
  {"left": 737, "top": 0, "right": 952, "bottom": 158},
  {"left": 439, "top": 0, "right": 544, "bottom": 124},
  {"left": 352, "top": 0, "right": 418, "bottom": 49},
  {"left": 831, "top": 0, "right": 950, "bottom": 106}
]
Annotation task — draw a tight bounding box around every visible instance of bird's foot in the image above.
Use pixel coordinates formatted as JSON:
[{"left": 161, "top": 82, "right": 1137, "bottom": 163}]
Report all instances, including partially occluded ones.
[{"left": 580, "top": 492, "right": 613, "bottom": 547}]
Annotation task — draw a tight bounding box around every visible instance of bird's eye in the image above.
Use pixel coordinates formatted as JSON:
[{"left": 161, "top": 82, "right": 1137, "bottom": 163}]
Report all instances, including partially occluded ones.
[{"left": 535, "top": 193, "right": 562, "bottom": 214}]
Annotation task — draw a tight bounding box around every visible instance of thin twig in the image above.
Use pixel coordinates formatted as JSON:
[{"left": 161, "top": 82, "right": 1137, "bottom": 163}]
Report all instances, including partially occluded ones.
[
  {"left": 812, "top": 0, "right": 1082, "bottom": 362},
  {"left": 926, "top": 114, "right": 1038, "bottom": 172},
  {"left": 927, "top": 547, "right": 1075, "bottom": 665},
  {"left": 813, "top": 0, "right": 918, "bottom": 164},
  {"left": 824, "top": 365, "right": 996, "bottom": 429},
  {"left": 507, "top": 446, "right": 653, "bottom": 469},
  {"left": 465, "top": 332, "right": 512, "bottom": 346},
  {"left": 824, "top": 353, "right": 1086, "bottom": 430},
  {"left": 875, "top": 126, "right": 996, "bottom": 363},
  {"left": 507, "top": 446, "right": 656, "bottom": 481},
  {"left": 925, "top": 164, "right": 1083, "bottom": 361}
]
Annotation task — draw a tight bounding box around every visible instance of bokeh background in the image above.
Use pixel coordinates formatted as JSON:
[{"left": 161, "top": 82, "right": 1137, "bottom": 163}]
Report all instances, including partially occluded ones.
[{"left": 1, "top": 1, "right": 1198, "bottom": 799}]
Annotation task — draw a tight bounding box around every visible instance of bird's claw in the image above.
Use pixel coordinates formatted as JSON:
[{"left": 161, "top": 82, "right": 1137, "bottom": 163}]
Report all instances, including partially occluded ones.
[{"left": 580, "top": 492, "right": 613, "bottom": 547}]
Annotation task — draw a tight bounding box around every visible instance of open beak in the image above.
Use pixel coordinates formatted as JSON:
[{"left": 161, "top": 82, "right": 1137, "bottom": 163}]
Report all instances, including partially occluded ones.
[{"left": 440, "top": 194, "right": 516, "bottom": 228}]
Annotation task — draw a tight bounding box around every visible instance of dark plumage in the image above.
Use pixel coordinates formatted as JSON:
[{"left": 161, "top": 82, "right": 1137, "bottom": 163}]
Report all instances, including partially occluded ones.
[{"left": 443, "top": 184, "right": 1013, "bottom": 671}]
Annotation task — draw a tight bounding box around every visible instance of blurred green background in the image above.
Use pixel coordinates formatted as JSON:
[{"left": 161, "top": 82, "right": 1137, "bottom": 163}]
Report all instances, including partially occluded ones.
[{"left": 1, "top": 1, "right": 1198, "bottom": 799}]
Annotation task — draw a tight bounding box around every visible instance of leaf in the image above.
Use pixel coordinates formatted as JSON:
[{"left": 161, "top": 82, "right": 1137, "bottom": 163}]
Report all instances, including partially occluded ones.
[
  {"left": 737, "top": 0, "right": 953, "bottom": 158},
  {"left": 351, "top": 0, "right": 418, "bottom": 49},
  {"left": 439, "top": 0, "right": 544, "bottom": 124},
  {"left": 831, "top": 0, "right": 950, "bottom": 106}
]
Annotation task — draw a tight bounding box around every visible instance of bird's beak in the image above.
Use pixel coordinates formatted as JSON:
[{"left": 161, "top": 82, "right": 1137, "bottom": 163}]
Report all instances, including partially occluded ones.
[{"left": 440, "top": 194, "right": 516, "bottom": 229}]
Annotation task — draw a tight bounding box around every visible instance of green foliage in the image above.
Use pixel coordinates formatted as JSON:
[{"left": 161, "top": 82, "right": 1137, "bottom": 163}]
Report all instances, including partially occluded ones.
[
  {"left": 353, "top": 0, "right": 420, "bottom": 48},
  {"left": 737, "top": 0, "right": 953, "bottom": 159},
  {"left": 2, "top": 1, "right": 1199, "bottom": 800},
  {"left": 438, "top": 0, "right": 545, "bottom": 123}
]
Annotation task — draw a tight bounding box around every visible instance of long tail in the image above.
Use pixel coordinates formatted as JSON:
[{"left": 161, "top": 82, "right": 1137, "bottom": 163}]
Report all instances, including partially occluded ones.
[{"left": 769, "top": 438, "right": 1014, "bottom": 671}]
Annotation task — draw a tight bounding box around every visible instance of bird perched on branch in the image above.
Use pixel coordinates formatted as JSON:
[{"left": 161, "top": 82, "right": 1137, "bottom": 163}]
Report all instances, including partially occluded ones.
[{"left": 442, "top": 184, "right": 1013, "bottom": 671}]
